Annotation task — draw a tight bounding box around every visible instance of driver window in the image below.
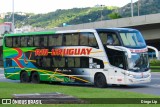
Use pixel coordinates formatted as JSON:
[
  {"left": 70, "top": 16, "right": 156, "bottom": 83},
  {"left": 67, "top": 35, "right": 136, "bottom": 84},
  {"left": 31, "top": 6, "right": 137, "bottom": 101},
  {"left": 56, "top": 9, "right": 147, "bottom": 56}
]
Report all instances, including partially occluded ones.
[
  {"left": 99, "top": 32, "right": 120, "bottom": 46},
  {"left": 107, "top": 33, "right": 120, "bottom": 45}
]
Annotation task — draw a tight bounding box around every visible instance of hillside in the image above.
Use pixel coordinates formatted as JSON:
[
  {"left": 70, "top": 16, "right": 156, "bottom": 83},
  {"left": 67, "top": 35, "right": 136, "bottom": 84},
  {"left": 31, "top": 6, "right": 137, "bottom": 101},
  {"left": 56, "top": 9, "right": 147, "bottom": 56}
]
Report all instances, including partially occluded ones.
[
  {"left": 4, "top": 0, "right": 160, "bottom": 29},
  {"left": 119, "top": 0, "right": 160, "bottom": 17},
  {"left": 4, "top": 6, "right": 118, "bottom": 28}
]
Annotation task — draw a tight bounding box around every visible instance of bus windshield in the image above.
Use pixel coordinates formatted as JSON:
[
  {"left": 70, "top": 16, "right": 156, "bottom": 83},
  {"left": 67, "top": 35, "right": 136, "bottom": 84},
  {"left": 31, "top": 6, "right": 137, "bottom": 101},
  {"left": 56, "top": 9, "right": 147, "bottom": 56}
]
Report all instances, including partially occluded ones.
[
  {"left": 128, "top": 53, "right": 149, "bottom": 72},
  {"left": 119, "top": 31, "right": 146, "bottom": 48}
]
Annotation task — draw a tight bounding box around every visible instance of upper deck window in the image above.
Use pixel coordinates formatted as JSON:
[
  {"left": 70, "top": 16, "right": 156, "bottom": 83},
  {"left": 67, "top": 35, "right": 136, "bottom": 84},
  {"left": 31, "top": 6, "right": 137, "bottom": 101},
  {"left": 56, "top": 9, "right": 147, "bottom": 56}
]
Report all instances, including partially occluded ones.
[
  {"left": 119, "top": 31, "right": 146, "bottom": 48},
  {"left": 98, "top": 32, "right": 120, "bottom": 46}
]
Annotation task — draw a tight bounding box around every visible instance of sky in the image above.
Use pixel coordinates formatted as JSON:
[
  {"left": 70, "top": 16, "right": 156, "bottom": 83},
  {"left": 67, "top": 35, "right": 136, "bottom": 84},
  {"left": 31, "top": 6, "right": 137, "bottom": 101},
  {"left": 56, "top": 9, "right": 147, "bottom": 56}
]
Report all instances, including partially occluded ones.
[{"left": 1, "top": 0, "right": 138, "bottom": 14}]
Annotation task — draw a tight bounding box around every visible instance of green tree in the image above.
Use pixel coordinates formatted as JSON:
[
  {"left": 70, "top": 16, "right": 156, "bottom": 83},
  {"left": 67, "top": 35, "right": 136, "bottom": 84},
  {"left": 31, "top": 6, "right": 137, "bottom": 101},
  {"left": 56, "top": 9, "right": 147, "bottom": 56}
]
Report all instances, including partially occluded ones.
[
  {"left": 0, "top": 18, "right": 4, "bottom": 24},
  {"left": 108, "top": 12, "right": 122, "bottom": 19}
]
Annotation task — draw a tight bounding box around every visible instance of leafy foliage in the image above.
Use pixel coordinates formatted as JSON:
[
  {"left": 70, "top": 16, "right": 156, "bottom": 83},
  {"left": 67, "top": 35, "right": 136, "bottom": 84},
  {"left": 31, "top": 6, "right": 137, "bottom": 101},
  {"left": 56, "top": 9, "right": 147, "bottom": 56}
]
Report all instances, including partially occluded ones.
[
  {"left": 0, "top": 18, "right": 4, "bottom": 24},
  {"left": 4, "top": 0, "right": 160, "bottom": 28},
  {"left": 150, "top": 59, "right": 160, "bottom": 66},
  {"left": 5, "top": 6, "right": 118, "bottom": 28},
  {"left": 118, "top": 0, "right": 160, "bottom": 17},
  {"left": 108, "top": 12, "right": 122, "bottom": 19}
]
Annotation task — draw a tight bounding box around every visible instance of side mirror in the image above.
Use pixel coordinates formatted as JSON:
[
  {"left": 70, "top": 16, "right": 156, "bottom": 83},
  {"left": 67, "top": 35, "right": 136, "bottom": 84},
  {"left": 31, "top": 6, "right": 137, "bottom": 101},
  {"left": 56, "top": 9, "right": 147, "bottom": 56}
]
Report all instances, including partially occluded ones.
[{"left": 147, "top": 46, "right": 159, "bottom": 60}]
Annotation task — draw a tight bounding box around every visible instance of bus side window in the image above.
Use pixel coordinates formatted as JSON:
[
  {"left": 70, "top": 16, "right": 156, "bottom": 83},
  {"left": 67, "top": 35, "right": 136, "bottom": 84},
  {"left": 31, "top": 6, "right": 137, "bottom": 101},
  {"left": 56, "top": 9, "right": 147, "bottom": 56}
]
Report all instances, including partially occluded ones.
[
  {"left": 49, "top": 34, "right": 62, "bottom": 46},
  {"left": 13, "top": 37, "right": 20, "bottom": 47},
  {"left": 21, "top": 36, "right": 27, "bottom": 47},
  {"left": 67, "top": 57, "right": 74, "bottom": 67},
  {"left": 42, "top": 57, "right": 51, "bottom": 68},
  {"left": 67, "top": 57, "right": 80, "bottom": 68},
  {"left": 5, "top": 37, "right": 13, "bottom": 47},
  {"left": 106, "top": 33, "right": 119, "bottom": 46},
  {"left": 75, "top": 57, "right": 80, "bottom": 67},
  {"left": 52, "top": 57, "right": 65, "bottom": 67},
  {"left": 112, "top": 34, "right": 120, "bottom": 45},
  {"left": 99, "top": 33, "right": 107, "bottom": 45},
  {"left": 80, "top": 33, "right": 88, "bottom": 46},
  {"left": 28, "top": 36, "right": 34, "bottom": 46},
  {"left": 36, "top": 57, "right": 42, "bottom": 67},
  {"left": 89, "top": 33, "right": 98, "bottom": 47},
  {"left": 34, "top": 36, "right": 40, "bottom": 47},
  {"left": 81, "top": 57, "right": 89, "bottom": 68},
  {"left": 40, "top": 36, "right": 48, "bottom": 47},
  {"left": 65, "top": 33, "right": 79, "bottom": 46}
]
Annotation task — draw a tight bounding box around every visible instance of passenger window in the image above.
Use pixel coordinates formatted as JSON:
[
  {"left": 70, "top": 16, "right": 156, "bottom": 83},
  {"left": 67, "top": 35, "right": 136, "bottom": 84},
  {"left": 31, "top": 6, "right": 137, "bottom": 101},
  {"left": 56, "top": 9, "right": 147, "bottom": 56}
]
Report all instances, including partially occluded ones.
[
  {"left": 36, "top": 57, "right": 42, "bottom": 67},
  {"left": 67, "top": 57, "right": 80, "bottom": 68},
  {"left": 40, "top": 36, "right": 48, "bottom": 47},
  {"left": 99, "top": 33, "right": 107, "bottom": 45},
  {"left": 89, "top": 33, "right": 97, "bottom": 47},
  {"left": 13, "top": 37, "right": 20, "bottom": 47},
  {"left": 75, "top": 57, "right": 80, "bottom": 67},
  {"left": 28, "top": 36, "right": 34, "bottom": 46},
  {"left": 21, "top": 37, "right": 27, "bottom": 47},
  {"left": 52, "top": 57, "right": 65, "bottom": 67},
  {"left": 81, "top": 57, "right": 89, "bottom": 68},
  {"left": 68, "top": 58, "right": 74, "bottom": 67},
  {"left": 80, "top": 32, "right": 97, "bottom": 47},
  {"left": 42, "top": 57, "right": 51, "bottom": 67},
  {"left": 5, "top": 37, "right": 12, "bottom": 47},
  {"left": 99, "top": 32, "right": 120, "bottom": 46},
  {"left": 80, "top": 33, "right": 88, "bottom": 46},
  {"left": 34, "top": 36, "right": 40, "bottom": 46},
  {"left": 49, "top": 34, "right": 62, "bottom": 46},
  {"left": 65, "top": 33, "right": 79, "bottom": 46},
  {"left": 112, "top": 34, "right": 120, "bottom": 45}
]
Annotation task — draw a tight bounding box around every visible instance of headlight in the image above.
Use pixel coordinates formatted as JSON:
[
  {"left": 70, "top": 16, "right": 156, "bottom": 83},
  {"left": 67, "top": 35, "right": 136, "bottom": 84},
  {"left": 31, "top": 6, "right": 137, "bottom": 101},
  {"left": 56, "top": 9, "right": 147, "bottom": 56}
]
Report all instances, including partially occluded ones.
[{"left": 121, "top": 72, "right": 134, "bottom": 77}]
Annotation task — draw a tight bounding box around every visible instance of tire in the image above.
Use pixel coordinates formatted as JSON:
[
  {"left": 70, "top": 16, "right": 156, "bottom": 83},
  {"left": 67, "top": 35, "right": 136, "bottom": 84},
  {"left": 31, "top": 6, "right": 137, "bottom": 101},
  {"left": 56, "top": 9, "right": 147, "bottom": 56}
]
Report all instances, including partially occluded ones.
[
  {"left": 20, "top": 71, "right": 30, "bottom": 83},
  {"left": 120, "top": 85, "right": 128, "bottom": 87},
  {"left": 31, "top": 72, "right": 40, "bottom": 83},
  {"left": 94, "top": 73, "right": 107, "bottom": 88}
]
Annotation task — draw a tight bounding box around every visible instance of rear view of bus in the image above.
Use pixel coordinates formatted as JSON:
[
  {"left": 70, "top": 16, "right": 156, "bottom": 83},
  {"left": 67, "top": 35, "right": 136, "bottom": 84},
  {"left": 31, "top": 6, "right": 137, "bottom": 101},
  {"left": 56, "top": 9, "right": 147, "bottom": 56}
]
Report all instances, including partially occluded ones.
[{"left": 97, "top": 28, "right": 158, "bottom": 87}]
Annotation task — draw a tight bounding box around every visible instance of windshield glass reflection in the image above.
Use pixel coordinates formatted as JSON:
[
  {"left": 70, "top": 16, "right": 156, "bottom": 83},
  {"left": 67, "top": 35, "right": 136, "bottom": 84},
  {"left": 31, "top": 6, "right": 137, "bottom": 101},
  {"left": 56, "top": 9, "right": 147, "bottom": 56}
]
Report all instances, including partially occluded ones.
[
  {"left": 128, "top": 53, "right": 149, "bottom": 72},
  {"left": 120, "top": 31, "right": 146, "bottom": 48}
]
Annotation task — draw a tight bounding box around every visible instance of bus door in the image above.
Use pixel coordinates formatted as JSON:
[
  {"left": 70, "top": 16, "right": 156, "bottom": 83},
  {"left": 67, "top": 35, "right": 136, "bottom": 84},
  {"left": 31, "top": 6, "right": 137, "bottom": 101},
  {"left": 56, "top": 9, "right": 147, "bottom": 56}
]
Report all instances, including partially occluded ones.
[
  {"left": 112, "top": 54, "right": 126, "bottom": 84},
  {"left": 98, "top": 31, "right": 127, "bottom": 84}
]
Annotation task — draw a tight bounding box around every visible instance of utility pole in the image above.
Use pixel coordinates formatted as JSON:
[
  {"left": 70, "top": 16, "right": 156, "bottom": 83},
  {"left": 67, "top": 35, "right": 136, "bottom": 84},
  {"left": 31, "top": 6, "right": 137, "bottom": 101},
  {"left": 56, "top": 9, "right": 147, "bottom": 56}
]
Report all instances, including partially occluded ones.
[
  {"left": 100, "top": 5, "right": 104, "bottom": 21},
  {"left": 131, "top": 0, "right": 134, "bottom": 17},
  {"left": 138, "top": 0, "right": 140, "bottom": 16},
  {"left": 12, "top": 0, "right": 15, "bottom": 33}
]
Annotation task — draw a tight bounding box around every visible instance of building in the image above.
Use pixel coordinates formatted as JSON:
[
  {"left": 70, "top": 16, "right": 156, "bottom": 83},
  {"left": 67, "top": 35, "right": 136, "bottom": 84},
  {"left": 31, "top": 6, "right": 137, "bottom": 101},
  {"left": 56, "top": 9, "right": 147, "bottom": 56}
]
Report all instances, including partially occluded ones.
[{"left": 0, "top": 22, "right": 12, "bottom": 36}]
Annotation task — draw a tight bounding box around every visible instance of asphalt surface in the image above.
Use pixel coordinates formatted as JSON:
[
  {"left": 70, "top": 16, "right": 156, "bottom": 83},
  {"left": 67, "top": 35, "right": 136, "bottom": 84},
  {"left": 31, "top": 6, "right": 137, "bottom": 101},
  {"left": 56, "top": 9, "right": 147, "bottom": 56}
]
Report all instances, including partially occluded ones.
[
  {"left": 110, "top": 72, "right": 160, "bottom": 96},
  {"left": 0, "top": 68, "right": 160, "bottom": 96}
]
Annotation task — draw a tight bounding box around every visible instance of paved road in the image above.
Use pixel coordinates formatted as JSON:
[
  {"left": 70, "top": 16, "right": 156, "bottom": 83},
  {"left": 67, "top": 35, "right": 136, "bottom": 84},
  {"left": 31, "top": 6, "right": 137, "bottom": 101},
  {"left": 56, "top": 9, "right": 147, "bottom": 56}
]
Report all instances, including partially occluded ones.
[
  {"left": 110, "top": 72, "right": 160, "bottom": 96},
  {"left": 0, "top": 68, "right": 160, "bottom": 96}
]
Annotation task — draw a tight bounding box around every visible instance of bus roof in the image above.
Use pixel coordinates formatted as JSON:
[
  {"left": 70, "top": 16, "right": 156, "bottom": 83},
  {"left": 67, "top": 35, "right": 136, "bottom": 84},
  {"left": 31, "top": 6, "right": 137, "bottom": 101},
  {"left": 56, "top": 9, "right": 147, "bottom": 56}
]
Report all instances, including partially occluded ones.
[
  {"left": 96, "top": 28, "right": 138, "bottom": 32},
  {"left": 4, "top": 28, "right": 138, "bottom": 37},
  {"left": 4, "top": 31, "right": 56, "bottom": 36}
]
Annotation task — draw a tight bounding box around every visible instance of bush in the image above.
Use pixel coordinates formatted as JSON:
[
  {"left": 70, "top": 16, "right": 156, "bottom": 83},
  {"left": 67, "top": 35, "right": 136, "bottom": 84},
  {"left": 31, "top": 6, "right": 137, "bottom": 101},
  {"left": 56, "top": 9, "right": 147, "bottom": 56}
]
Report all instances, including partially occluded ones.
[{"left": 150, "top": 59, "right": 160, "bottom": 66}]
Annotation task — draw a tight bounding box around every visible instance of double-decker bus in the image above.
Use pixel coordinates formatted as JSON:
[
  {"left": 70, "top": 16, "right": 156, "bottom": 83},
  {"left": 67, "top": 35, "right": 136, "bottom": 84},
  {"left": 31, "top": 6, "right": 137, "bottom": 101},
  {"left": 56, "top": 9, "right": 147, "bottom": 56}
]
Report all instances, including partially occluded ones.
[{"left": 3, "top": 28, "right": 159, "bottom": 88}]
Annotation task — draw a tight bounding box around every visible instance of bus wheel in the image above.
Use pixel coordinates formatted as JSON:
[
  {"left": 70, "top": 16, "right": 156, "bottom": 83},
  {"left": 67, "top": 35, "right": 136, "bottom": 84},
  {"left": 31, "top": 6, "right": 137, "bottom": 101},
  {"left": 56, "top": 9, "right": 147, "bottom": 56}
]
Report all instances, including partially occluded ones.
[
  {"left": 31, "top": 72, "right": 40, "bottom": 83},
  {"left": 94, "top": 73, "right": 107, "bottom": 88},
  {"left": 20, "top": 71, "right": 29, "bottom": 83}
]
